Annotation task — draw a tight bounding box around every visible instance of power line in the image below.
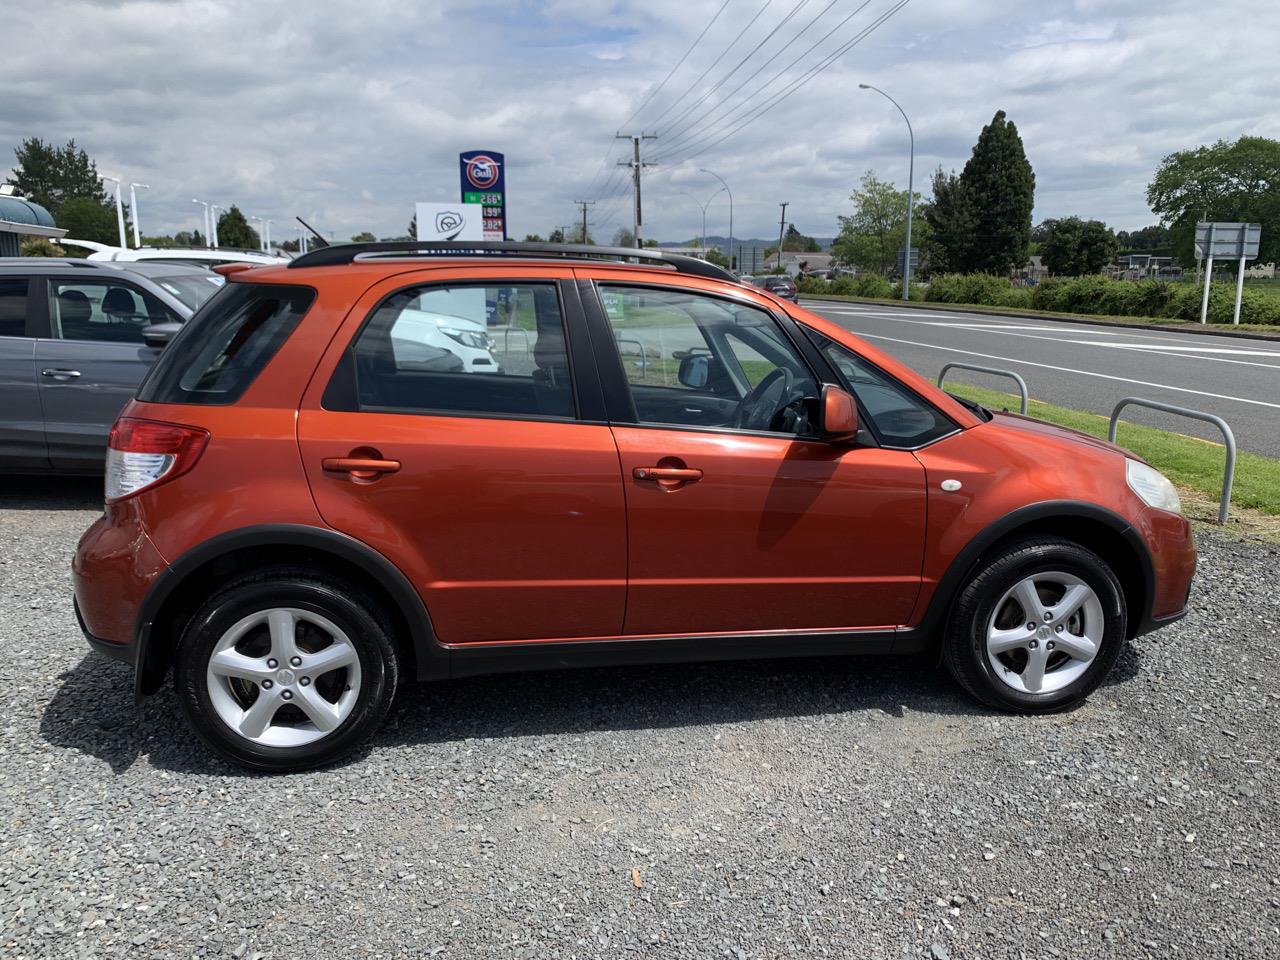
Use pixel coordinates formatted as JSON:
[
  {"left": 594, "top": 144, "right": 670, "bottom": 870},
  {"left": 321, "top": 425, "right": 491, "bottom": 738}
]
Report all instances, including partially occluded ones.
[
  {"left": 617, "top": 0, "right": 733, "bottom": 132},
  {"left": 655, "top": 0, "right": 868, "bottom": 158},
  {"left": 654, "top": 0, "right": 912, "bottom": 166},
  {"left": 654, "top": 0, "right": 815, "bottom": 139},
  {"left": 643, "top": 0, "right": 777, "bottom": 132}
]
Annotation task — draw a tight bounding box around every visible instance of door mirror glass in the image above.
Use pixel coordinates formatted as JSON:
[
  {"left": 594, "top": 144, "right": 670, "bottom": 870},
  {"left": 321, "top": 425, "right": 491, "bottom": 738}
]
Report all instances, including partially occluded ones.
[
  {"left": 142, "top": 322, "right": 181, "bottom": 349},
  {"left": 677, "top": 353, "right": 710, "bottom": 389},
  {"left": 820, "top": 384, "right": 858, "bottom": 441}
]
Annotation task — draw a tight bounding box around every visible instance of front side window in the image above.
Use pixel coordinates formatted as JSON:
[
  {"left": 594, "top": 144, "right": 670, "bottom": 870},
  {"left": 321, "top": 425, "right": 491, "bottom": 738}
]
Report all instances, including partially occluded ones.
[
  {"left": 0, "top": 279, "right": 27, "bottom": 337},
  {"left": 334, "top": 283, "right": 574, "bottom": 420},
  {"left": 600, "top": 285, "right": 819, "bottom": 436},
  {"left": 138, "top": 282, "right": 315, "bottom": 405},
  {"left": 51, "top": 280, "right": 179, "bottom": 343},
  {"left": 810, "top": 332, "right": 956, "bottom": 448}
]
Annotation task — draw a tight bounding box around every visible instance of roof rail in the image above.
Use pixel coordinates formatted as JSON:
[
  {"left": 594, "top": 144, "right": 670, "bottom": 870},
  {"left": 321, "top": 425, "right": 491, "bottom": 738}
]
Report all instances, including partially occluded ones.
[{"left": 285, "top": 240, "right": 738, "bottom": 282}]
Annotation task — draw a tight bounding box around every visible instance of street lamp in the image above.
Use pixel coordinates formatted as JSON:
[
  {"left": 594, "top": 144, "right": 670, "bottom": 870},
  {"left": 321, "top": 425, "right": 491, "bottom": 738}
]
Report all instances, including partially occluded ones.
[
  {"left": 859, "top": 83, "right": 915, "bottom": 299},
  {"left": 679, "top": 188, "right": 726, "bottom": 259},
  {"left": 210, "top": 205, "right": 222, "bottom": 249},
  {"left": 128, "top": 183, "right": 149, "bottom": 248},
  {"left": 699, "top": 169, "right": 734, "bottom": 271},
  {"left": 263, "top": 219, "right": 273, "bottom": 252},
  {"left": 192, "top": 199, "right": 210, "bottom": 246},
  {"left": 101, "top": 176, "right": 127, "bottom": 249},
  {"left": 250, "top": 215, "right": 264, "bottom": 250}
]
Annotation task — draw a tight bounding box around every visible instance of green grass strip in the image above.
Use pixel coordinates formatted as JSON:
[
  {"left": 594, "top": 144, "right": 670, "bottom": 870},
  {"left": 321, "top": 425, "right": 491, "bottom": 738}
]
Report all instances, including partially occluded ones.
[{"left": 945, "top": 383, "right": 1280, "bottom": 515}]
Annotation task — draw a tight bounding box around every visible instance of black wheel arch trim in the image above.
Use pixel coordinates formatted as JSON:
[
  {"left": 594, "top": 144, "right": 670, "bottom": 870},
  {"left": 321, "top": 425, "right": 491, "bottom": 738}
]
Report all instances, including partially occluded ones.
[
  {"left": 916, "top": 499, "right": 1157, "bottom": 643},
  {"left": 132, "top": 523, "right": 446, "bottom": 701}
]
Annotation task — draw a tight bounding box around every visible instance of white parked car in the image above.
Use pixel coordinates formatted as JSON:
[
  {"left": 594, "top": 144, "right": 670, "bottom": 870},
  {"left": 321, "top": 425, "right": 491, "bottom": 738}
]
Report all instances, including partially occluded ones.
[
  {"left": 59, "top": 239, "right": 289, "bottom": 268},
  {"left": 389, "top": 307, "right": 499, "bottom": 373}
]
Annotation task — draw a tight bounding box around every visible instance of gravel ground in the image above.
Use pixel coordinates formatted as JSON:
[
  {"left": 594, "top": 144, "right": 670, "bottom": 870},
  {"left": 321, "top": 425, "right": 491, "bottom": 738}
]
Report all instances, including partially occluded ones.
[{"left": 2, "top": 477, "right": 1278, "bottom": 959}]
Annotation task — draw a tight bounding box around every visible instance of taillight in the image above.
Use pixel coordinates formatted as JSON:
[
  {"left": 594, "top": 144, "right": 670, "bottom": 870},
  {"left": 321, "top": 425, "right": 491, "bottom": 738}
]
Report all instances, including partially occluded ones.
[{"left": 105, "top": 418, "right": 210, "bottom": 503}]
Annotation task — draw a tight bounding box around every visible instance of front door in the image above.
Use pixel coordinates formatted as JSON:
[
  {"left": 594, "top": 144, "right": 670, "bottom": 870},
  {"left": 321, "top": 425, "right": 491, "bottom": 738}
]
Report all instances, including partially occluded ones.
[
  {"left": 590, "top": 281, "right": 928, "bottom": 637},
  {"left": 38, "top": 277, "right": 174, "bottom": 469},
  {"left": 297, "top": 273, "right": 626, "bottom": 644}
]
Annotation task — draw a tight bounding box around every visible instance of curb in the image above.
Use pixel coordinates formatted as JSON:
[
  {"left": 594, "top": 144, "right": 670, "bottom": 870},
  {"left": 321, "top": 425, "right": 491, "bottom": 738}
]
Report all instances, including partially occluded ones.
[{"left": 798, "top": 295, "right": 1280, "bottom": 343}]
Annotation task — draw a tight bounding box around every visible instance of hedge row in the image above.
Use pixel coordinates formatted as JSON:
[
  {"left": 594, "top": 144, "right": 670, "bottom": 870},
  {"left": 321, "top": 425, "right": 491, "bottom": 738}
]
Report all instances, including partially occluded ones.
[{"left": 798, "top": 273, "right": 1280, "bottom": 326}]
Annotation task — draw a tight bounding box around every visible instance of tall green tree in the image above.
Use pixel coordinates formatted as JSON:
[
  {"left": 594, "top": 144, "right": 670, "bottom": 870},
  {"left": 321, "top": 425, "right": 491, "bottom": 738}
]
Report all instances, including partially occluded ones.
[
  {"left": 920, "top": 166, "right": 976, "bottom": 274},
  {"left": 1146, "top": 136, "right": 1280, "bottom": 266},
  {"left": 56, "top": 196, "right": 120, "bottom": 245},
  {"left": 216, "top": 205, "right": 260, "bottom": 250},
  {"left": 782, "top": 224, "right": 821, "bottom": 252},
  {"left": 1115, "top": 224, "right": 1169, "bottom": 252},
  {"left": 832, "top": 171, "right": 923, "bottom": 275},
  {"left": 956, "top": 110, "right": 1035, "bottom": 273},
  {"left": 6, "top": 137, "right": 110, "bottom": 213},
  {"left": 350, "top": 231, "right": 377, "bottom": 242},
  {"left": 1041, "top": 216, "right": 1118, "bottom": 275}
]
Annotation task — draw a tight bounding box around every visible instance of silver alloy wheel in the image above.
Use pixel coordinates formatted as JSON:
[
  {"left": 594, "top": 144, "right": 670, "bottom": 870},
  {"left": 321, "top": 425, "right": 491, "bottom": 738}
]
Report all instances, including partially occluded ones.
[
  {"left": 985, "top": 571, "right": 1103, "bottom": 695},
  {"left": 206, "top": 607, "right": 362, "bottom": 748}
]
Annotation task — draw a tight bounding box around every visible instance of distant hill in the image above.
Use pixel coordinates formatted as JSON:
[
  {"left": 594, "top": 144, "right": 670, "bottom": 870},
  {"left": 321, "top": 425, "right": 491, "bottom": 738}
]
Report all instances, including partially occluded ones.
[{"left": 654, "top": 235, "right": 835, "bottom": 251}]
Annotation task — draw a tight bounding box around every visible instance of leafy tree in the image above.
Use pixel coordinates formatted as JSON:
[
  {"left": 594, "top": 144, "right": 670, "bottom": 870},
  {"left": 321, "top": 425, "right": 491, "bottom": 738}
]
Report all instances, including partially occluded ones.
[
  {"left": 351, "top": 231, "right": 377, "bottom": 242},
  {"left": 1147, "top": 136, "right": 1280, "bottom": 266},
  {"left": 6, "top": 137, "right": 110, "bottom": 213},
  {"left": 216, "top": 205, "right": 260, "bottom": 250},
  {"left": 407, "top": 215, "right": 417, "bottom": 240},
  {"left": 57, "top": 196, "right": 120, "bottom": 245},
  {"left": 522, "top": 233, "right": 545, "bottom": 242},
  {"left": 782, "top": 223, "right": 821, "bottom": 253},
  {"left": 172, "top": 230, "right": 205, "bottom": 247},
  {"left": 832, "top": 171, "right": 921, "bottom": 275},
  {"left": 704, "top": 248, "right": 729, "bottom": 268},
  {"left": 611, "top": 227, "right": 636, "bottom": 247},
  {"left": 20, "top": 237, "right": 64, "bottom": 257},
  {"left": 954, "top": 110, "right": 1035, "bottom": 273},
  {"left": 919, "top": 167, "right": 976, "bottom": 275},
  {"left": 1115, "top": 224, "right": 1169, "bottom": 252},
  {"left": 566, "top": 224, "right": 594, "bottom": 244},
  {"left": 1041, "top": 216, "right": 1118, "bottom": 275},
  {"left": 547, "top": 227, "right": 566, "bottom": 243}
]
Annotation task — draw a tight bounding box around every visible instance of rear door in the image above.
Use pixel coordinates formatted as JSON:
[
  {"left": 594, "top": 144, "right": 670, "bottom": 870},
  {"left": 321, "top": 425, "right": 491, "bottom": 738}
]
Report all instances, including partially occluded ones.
[
  {"left": 297, "top": 269, "right": 627, "bottom": 644},
  {"left": 36, "top": 276, "right": 178, "bottom": 470},
  {"left": 0, "top": 277, "right": 48, "bottom": 470}
]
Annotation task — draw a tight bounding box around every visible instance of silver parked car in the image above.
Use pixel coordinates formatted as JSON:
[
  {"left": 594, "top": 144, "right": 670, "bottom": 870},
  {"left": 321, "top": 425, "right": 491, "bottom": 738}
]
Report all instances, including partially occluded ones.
[{"left": 0, "top": 258, "right": 215, "bottom": 473}]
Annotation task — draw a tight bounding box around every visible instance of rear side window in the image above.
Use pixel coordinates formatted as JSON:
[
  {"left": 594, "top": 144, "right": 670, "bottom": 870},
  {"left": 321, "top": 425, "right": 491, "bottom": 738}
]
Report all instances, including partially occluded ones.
[
  {"left": 51, "top": 280, "right": 179, "bottom": 343},
  {"left": 138, "top": 282, "right": 315, "bottom": 405},
  {"left": 0, "top": 279, "right": 27, "bottom": 337}
]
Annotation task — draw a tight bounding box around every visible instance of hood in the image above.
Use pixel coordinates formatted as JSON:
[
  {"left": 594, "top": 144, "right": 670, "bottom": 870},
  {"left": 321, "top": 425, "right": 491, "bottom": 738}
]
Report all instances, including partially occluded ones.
[{"left": 986, "top": 409, "right": 1135, "bottom": 460}]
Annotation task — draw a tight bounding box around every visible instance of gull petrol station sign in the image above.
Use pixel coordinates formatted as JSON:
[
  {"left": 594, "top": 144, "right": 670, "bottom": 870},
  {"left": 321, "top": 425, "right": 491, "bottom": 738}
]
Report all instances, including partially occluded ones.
[{"left": 459, "top": 151, "right": 507, "bottom": 241}]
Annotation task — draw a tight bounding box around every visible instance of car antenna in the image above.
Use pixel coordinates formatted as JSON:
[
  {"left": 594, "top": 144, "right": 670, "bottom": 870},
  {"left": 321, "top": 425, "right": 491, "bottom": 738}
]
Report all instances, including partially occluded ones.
[{"left": 296, "top": 216, "right": 330, "bottom": 248}]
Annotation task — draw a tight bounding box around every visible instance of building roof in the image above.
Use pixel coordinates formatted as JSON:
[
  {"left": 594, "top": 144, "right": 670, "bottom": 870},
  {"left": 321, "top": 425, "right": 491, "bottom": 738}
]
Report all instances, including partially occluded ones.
[{"left": 0, "top": 196, "right": 66, "bottom": 238}]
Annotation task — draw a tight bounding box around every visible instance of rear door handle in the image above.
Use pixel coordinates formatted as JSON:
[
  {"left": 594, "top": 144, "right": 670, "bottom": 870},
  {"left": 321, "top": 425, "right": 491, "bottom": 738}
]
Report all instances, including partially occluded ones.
[
  {"left": 321, "top": 456, "right": 402, "bottom": 483},
  {"left": 41, "top": 368, "right": 81, "bottom": 379}
]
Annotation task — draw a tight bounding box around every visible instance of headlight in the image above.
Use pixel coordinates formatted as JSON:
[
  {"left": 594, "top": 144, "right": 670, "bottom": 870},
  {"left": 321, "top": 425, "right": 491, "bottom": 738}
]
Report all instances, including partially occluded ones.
[
  {"left": 440, "top": 326, "right": 492, "bottom": 350},
  {"left": 1126, "top": 458, "right": 1182, "bottom": 514}
]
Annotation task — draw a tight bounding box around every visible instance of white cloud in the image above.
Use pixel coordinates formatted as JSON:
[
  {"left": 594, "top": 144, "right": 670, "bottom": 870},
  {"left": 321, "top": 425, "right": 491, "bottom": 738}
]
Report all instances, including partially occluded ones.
[{"left": 1, "top": 0, "right": 1273, "bottom": 244}]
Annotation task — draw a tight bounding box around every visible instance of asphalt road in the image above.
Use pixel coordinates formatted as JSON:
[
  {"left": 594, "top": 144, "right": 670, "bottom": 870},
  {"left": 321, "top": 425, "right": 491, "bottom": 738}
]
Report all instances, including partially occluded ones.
[{"left": 801, "top": 301, "right": 1280, "bottom": 457}]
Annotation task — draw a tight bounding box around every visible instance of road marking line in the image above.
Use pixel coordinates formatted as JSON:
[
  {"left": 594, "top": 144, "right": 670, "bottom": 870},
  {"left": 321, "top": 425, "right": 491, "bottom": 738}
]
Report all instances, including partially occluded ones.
[
  {"left": 853, "top": 331, "right": 1280, "bottom": 411},
  {"left": 1064, "top": 341, "right": 1280, "bottom": 357}
]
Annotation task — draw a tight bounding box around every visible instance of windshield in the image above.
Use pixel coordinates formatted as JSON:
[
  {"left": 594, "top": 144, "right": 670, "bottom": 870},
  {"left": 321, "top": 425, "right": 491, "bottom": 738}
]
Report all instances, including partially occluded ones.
[{"left": 154, "top": 274, "right": 226, "bottom": 312}]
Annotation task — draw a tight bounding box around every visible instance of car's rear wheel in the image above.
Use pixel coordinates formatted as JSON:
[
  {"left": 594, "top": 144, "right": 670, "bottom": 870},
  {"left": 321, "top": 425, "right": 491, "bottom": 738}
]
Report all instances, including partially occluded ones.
[
  {"left": 944, "top": 538, "right": 1127, "bottom": 712},
  {"left": 174, "top": 567, "right": 398, "bottom": 771}
]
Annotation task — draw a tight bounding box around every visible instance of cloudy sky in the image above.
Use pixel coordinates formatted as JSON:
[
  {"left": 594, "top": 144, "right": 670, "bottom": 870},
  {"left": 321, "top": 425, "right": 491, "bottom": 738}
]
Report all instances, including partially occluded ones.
[{"left": 2, "top": 0, "right": 1273, "bottom": 245}]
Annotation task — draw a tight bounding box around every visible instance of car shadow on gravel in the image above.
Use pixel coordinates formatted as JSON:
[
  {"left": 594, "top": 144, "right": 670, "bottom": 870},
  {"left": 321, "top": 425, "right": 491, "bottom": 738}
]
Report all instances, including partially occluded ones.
[
  {"left": 0, "top": 475, "right": 101, "bottom": 511},
  {"left": 40, "top": 644, "right": 1143, "bottom": 776}
]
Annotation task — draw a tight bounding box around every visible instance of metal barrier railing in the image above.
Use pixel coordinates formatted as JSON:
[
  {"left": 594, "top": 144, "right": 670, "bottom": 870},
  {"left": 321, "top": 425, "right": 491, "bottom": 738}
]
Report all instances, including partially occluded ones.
[
  {"left": 615, "top": 337, "right": 650, "bottom": 375},
  {"left": 1108, "top": 397, "right": 1237, "bottom": 524},
  {"left": 937, "top": 362, "right": 1029, "bottom": 415}
]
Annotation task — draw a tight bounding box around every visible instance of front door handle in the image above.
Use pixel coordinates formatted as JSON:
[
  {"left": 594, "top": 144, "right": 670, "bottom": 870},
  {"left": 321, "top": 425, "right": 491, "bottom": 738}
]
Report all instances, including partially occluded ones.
[
  {"left": 322, "top": 455, "right": 401, "bottom": 483},
  {"left": 41, "top": 368, "right": 81, "bottom": 379},
  {"left": 633, "top": 465, "right": 703, "bottom": 490}
]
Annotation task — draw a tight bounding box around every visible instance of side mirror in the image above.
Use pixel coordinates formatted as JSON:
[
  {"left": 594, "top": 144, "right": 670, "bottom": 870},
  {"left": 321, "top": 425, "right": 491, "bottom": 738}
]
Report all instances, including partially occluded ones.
[
  {"left": 142, "top": 322, "right": 181, "bottom": 349},
  {"left": 677, "top": 354, "right": 711, "bottom": 389},
  {"left": 820, "top": 384, "right": 858, "bottom": 442}
]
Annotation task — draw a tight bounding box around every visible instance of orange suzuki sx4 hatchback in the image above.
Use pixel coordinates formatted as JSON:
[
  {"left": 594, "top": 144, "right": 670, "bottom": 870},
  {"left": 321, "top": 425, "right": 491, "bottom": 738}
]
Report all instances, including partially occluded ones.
[{"left": 72, "top": 243, "right": 1196, "bottom": 770}]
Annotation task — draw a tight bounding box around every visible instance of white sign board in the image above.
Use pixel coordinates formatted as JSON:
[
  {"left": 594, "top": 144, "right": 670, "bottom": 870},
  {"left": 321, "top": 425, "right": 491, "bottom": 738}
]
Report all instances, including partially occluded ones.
[
  {"left": 1194, "top": 222, "right": 1261, "bottom": 260},
  {"left": 415, "top": 202, "right": 484, "bottom": 242}
]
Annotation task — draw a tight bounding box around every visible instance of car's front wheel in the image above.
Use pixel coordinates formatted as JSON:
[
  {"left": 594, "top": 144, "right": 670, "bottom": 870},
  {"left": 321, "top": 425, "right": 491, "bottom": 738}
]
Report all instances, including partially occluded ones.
[
  {"left": 174, "top": 567, "right": 398, "bottom": 771},
  {"left": 944, "top": 537, "right": 1127, "bottom": 712}
]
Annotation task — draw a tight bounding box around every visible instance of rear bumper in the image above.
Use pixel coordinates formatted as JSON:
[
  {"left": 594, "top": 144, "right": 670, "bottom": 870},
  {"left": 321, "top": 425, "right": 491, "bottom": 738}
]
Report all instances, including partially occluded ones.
[
  {"left": 75, "top": 597, "right": 138, "bottom": 666},
  {"left": 71, "top": 505, "right": 168, "bottom": 651}
]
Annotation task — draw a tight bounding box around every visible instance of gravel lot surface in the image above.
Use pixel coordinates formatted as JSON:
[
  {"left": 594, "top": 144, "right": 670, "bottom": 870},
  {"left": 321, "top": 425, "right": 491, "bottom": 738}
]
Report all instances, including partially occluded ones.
[{"left": 2, "top": 477, "right": 1278, "bottom": 959}]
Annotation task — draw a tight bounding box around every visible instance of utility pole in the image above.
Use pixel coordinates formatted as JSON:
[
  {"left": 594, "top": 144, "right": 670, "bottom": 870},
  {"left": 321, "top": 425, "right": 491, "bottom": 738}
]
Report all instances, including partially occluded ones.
[
  {"left": 777, "top": 202, "right": 789, "bottom": 271},
  {"left": 617, "top": 132, "right": 657, "bottom": 248},
  {"left": 573, "top": 199, "right": 595, "bottom": 244}
]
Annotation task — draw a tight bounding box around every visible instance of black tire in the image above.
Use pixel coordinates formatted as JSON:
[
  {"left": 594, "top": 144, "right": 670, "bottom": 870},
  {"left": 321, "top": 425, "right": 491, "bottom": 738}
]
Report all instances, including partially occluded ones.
[
  {"left": 943, "top": 537, "right": 1127, "bottom": 713},
  {"left": 174, "top": 566, "right": 399, "bottom": 772}
]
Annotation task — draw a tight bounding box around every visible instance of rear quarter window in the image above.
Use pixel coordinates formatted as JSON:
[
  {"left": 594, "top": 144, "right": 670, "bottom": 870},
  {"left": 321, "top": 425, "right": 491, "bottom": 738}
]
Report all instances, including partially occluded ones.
[{"left": 137, "top": 282, "right": 315, "bottom": 405}]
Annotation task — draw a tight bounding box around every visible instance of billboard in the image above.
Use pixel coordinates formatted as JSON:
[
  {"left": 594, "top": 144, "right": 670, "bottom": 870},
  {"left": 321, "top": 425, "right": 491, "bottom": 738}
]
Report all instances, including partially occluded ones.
[
  {"left": 414, "top": 202, "right": 484, "bottom": 242},
  {"left": 459, "top": 150, "right": 506, "bottom": 240}
]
